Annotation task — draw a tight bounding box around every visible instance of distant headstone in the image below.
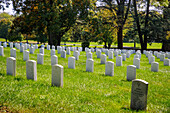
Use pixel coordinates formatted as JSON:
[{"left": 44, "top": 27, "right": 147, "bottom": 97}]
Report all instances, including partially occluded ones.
[
  {"left": 68, "top": 57, "right": 75, "bottom": 69},
  {"left": 47, "top": 45, "right": 50, "bottom": 50},
  {"left": 7, "top": 57, "right": 16, "bottom": 76},
  {"left": 51, "top": 55, "right": 58, "bottom": 65},
  {"left": 23, "top": 50, "right": 29, "bottom": 61},
  {"left": 87, "top": 52, "right": 92, "bottom": 59},
  {"left": 52, "top": 45, "right": 55, "bottom": 50},
  {"left": 10, "top": 42, "right": 13, "bottom": 48},
  {"left": 108, "top": 51, "right": 113, "bottom": 59},
  {"left": 39, "top": 48, "right": 44, "bottom": 55},
  {"left": 30, "top": 47, "right": 34, "bottom": 54},
  {"left": 116, "top": 56, "right": 122, "bottom": 66},
  {"left": 0, "top": 46, "right": 4, "bottom": 56},
  {"left": 61, "top": 50, "right": 66, "bottom": 58},
  {"left": 37, "top": 53, "right": 44, "bottom": 64},
  {"left": 101, "top": 54, "right": 106, "bottom": 64},
  {"left": 20, "top": 45, "right": 24, "bottom": 52},
  {"left": 130, "top": 79, "right": 148, "bottom": 110},
  {"left": 52, "top": 64, "right": 63, "bottom": 87},
  {"left": 149, "top": 56, "right": 155, "bottom": 64},
  {"left": 105, "top": 61, "right": 114, "bottom": 76},
  {"left": 97, "top": 50, "right": 101, "bottom": 58},
  {"left": 151, "top": 62, "right": 159, "bottom": 72},
  {"left": 26, "top": 60, "right": 37, "bottom": 81},
  {"left": 134, "top": 55, "right": 139, "bottom": 59},
  {"left": 10, "top": 48, "right": 16, "bottom": 58},
  {"left": 133, "top": 58, "right": 140, "bottom": 69},
  {"left": 160, "top": 54, "right": 165, "bottom": 61},
  {"left": 127, "top": 65, "right": 136, "bottom": 81},
  {"left": 164, "top": 59, "right": 170, "bottom": 66},
  {"left": 58, "top": 46, "right": 62, "bottom": 54},
  {"left": 86, "top": 59, "right": 94, "bottom": 72},
  {"left": 122, "top": 53, "right": 126, "bottom": 61},
  {"left": 74, "top": 51, "right": 79, "bottom": 60},
  {"left": 126, "top": 52, "right": 130, "bottom": 58},
  {"left": 66, "top": 47, "right": 70, "bottom": 55},
  {"left": 114, "top": 51, "right": 118, "bottom": 57},
  {"left": 51, "top": 49, "right": 55, "bottom": 56}
]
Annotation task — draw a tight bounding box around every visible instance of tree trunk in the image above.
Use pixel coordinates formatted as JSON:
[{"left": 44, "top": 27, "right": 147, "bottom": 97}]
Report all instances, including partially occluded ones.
[
  {"left": 108, "top": 43, "right": 111, "bottom": 49},
  {"left": 104, "top": 41, "right": 107, "bottom": 48},
  {"left": 133, "top": 0, "right": 144, "bottom": 53},
  {"left": 117, "top": 26, "right": 123, "bottom": 49},
  {"left": 143, "top": 0, "right": 150, "bottom": 50}
]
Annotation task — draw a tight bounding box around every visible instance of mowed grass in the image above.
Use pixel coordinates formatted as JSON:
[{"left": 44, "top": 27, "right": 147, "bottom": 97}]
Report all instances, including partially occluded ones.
[{"left": 0, "top": 47, "right": 169, "bottom": 112}]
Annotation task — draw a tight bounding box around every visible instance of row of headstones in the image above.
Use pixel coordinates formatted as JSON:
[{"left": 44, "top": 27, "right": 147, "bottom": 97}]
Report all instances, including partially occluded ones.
[
  {"left": 144, "top": 50, "right": 170, "bottom": 71},
  {"left": 5, "top": 56, "right": 149, "bottom": 111}
]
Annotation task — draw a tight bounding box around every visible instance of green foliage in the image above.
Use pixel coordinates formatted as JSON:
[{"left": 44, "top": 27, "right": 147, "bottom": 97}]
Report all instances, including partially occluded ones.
[
  {"left": 7, "top": 30, "right": 23, "bottom": 42},
  {"left": 0, "top": 18, "right": 11, "bottom": 40},
  {"left": 81, "top": 41, "right": 90, "bottom": 51}
]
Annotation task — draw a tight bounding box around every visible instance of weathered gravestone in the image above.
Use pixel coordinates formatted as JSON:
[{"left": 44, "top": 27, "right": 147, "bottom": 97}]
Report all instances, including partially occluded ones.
[
  {"left": 86, "top": 59, "right": 94, "bottom": 72},
  {"left": 47, "top": 45, "right": 50, "bottom": 50},
  {"left": 68, "top": 57, "right": 75, "bottom": 69},
  {"left": 130, "top": 79, "right": 148, "bottom": 110},
  {"left": 7, "top": 57, "right": 16, "bottom": 76},
  {"left": 0, "top": 46, "right": 4, "bottom": 56},
  {"left": 26, "top": 60, "right": 37, "bottom": 81},
  {"left": 66, "top": 47, "right": 70, "bottom": 55},
  {"left": 160, "top": 54, "right": 165, "bottom": 61},
  {"left": 97, "top": 50, "right": 101, "bottom": 58},
  {"left": 74, "top": 51, "right": 79, "bottom": 60},
  {"left": 105, "top": 61, "right": 114, "bottom": 76},
  {"left": 61, "top": 50, "right": 66, "bottom": 58},
  {"left": 87, "top": 52, "right": 92, "bottom": 59},
  {"left": 20, "top": 46, "right": 24, "bottom": 52},
  {"left": 52, "top": 64, "right": 63, "bottom": 87},
  {"left": 127, "top": 65, "right": 136, "bottom": 81}
]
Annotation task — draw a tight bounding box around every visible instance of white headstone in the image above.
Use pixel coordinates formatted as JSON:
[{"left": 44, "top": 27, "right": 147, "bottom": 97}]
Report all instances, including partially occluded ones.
[
  {"left": 0, "top": 46, "right": 4, "bottom": 56},
  {"left": 164, "top": 59, "right": 170, "bottom": 66},
  {"left": 47, "top": 45, "right": 50, "bottom": 50},
  {"left": 105, "top": 61, "right": 114, "bottom": 76},
  {"left": 126, "top": 52, "right": 130, "bottom": 58},
  {"left": 116, "top": 56, "right": 122, "bottom": 66},
  {"left": 20, "top": 46, "right": 24, "bottom": 52},
  {"left": 58, "top": 46, "right": 62, "bottom": 54},
  {"left": 87, "top": 52, "right": 92, "bottom": 59},
  {"left": 97, "top": 50, "right": 101, "bottom": 58},
  {"left": 10, "top": 48, "right": 16, "bottom": 58},
  {"left": 30, "top": 47, "right": 34, "bottom": 54},
  {"left": 74, "top": 51, "right": 79, "bottom": 60},
  {"left": 23, "top": 50, "right": 29, "bottom": 61},
  {"left": 66, "top": 47, "right": 70, "bottom": 55},
  {"left": 52, "top": 45, "right": 55, "bottom": 50},
  {"left": 127, "top": 65, "right": 136, "bottom": 81},
  {"left": 122, "top": 53, "right": 126, "bottom": 61},
  {"left": 61, "top": 50, "right": 66, "bottom": 58},
  {"left": 134, "top": 55, "right": 139, "bottom": 59},
  {"left": 7, "top": 57, "right": 16, "bottom": 76},
  {"left": 151, "top": 62, "right": 159, "bottom": 72},
  {"left": 101, "top": 54, "right": 106, "bottom": 64},
  {"left": 51, "top": 49, "right": 55, "bottom": 56},
  {"left": 86, "top": 59, "right": 94, "bottom": 72},
  {"left": 39, "top": 48, "right": 44, "bottom": 55},
  {"left": 133, "top": 58, "right": 140, "bottom": 69},
  {"left": 160, "top": 54, "right": 165, "bottom": 61},
  {"left": 51, "top": 55, "right": 58, "bottom": 65},
  {"left": 130, "top": 79, "right": 148, "bottom": 110},
  {"left": 37, "top": 53, "right": 44, "bottom": 64},
  {"left": 149, "top": 56, "right": 155, "bottom": 64},
  {"left": 108, "top": 51, "right": 113, "bottom": 59},
  {"left": 68, "top": 57, "right": 75, "bottom": 69},
  {"left": 114, "top": 51, "right": 118, "bottom": 57},
  {"left": 26, "top": 60, "right": 37, "bottom": 81},
  {"left": 52, "top": 64, "right": 63, "bottom": 87},
  {"left": 10, "top": 42, "right": 13, "bottom": 48}
]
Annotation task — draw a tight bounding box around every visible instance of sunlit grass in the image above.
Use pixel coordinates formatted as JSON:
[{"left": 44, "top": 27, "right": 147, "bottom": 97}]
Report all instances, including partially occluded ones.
[{"left": 0, "top": 47, "right": 169, "bottom": 112}]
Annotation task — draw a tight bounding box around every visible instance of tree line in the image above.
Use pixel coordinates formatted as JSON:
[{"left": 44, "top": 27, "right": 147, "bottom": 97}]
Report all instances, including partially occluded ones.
[{"left": 0, "top": 0, "right": 169, "bottom": 51}]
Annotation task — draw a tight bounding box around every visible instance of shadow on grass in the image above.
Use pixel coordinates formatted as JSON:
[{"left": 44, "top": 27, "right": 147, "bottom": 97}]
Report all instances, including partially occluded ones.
[
  {"left": 14, "top": 77, "right": 25, "bottom": 81},
  {"left": 0, "top": 72, "right": 6, "bottom": 77},
  {"left": 121, "top": 79, "right": 132, "bottom": 82}
]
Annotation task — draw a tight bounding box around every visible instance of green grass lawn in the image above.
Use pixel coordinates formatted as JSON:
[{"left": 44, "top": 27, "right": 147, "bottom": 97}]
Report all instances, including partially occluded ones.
[{"left": 0, "top": 47, "right": 169, "bottom": 112}]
